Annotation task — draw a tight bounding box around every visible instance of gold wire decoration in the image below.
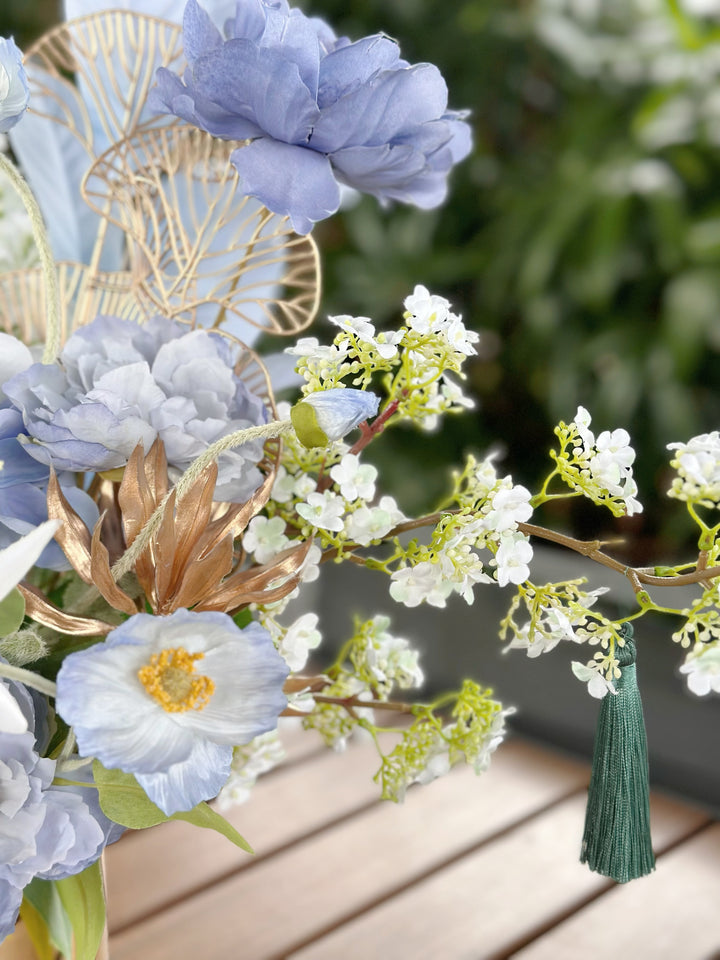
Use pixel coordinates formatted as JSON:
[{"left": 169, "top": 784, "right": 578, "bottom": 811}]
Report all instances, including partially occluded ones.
[
  {"left": 83, "top": 123, "right": 321, "bottom": 338},
  {"left": 0, "top": 263, "right": 142, "bottom": 345},
  {"left": 22, "top": 11, "right": 185, "bottom": 160}
]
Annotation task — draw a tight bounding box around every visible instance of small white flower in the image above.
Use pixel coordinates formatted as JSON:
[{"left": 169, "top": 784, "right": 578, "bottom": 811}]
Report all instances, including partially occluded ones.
[
  {"left": 389, "top": 560, "right": 454, "bottom": 608},
  {"left": 328, "top": 314, "right": 376, "bottom": 340},
  {"left": 279, "top": 612, "right": 322, "bottom": 671},
  {"left": 679, "top": 643, "right": 720, "bottom": 696},
  {"left": 483, "top": 485, "right": 533, "bottom": 535},
  {"left": 330, "top": 453, "right": 378, "bottom": 502},
  {"left": 299, "top": 542, "right": 322, "bottom": 583},
  {"left": 271, "top": 466, "right": 297, "bottom": 503},
  {"left": 345, "top": 495, "right": 405, "bottom": 546},
  {"left": 443, "top": 314, "right": 480, "bottom": 356},
  {"left": 668, "top": 432, "right": 720, "bottom": 506},
  {"left": 493, "top": 533, "right": 533, "bottom": 587},
  {"left": 571, "top": 661, "right": 616, "bottom": 698},
  {"left": 296, "top": 490, "right": 346, "bottom": 532},
  {"left": 243, "top": 516, "right": 290, "bottom": 565},
  {"left": 403, "top": 284, "right": 452, "bottom": 334},
  {"left": 216, "top": 730, "right": 286, "bottom": 809}
]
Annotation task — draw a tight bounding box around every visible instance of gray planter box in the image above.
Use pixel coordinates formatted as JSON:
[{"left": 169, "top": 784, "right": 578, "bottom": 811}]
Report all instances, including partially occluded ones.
[{"left": 317, "top": 545, "right": 720, "bottom": 811}]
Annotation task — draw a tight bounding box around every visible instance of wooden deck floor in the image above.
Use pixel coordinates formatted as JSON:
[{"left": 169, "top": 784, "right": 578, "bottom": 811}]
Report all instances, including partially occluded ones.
[{"left": 0, "top": 722, "right": 690, "bottom": 959}]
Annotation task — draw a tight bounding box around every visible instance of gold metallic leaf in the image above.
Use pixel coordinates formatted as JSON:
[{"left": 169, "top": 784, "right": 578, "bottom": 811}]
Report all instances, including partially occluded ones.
[
  {"left": 90, "top": 515, "right": 138, "bottom": 617},
  {"left": 19, "top": 583, "right": 113, "bottom": 636},
  {"left": 83, "top": 124, "right": 320, "bottom": 338},
  {"left": 46, "top": 468, "right": 93, "bottom": 584},
  {"left": 198, "top": 539, "right": 311, "bottom": 612}
]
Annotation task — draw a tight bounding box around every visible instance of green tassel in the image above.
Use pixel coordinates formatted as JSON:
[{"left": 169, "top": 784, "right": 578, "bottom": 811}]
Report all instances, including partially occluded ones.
[{"left": 580, "top": 623, "right": 655, "bottom": 883}]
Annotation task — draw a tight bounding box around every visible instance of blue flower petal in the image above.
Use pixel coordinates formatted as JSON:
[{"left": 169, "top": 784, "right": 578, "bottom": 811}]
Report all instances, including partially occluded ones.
[
  {"left": 311, "top": 63, "right": 448, "bottom": 154},
  {"left": 317, "top": 34, "right": 401, "bottom": 109},
  {"left": 191, "top": 39, "right": 319, "bottom": 144},
  {"left": 136, "top": 739, "right": 233, "bottom": 815},
  {"left": 183, "top": 0, "right": 224, "bottom": 62},
  {"left": 230, "top": 138, "right": 340, "bottom": 235}
]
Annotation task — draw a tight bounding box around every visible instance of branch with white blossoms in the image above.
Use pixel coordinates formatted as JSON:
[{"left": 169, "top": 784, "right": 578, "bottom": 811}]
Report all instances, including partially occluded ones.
[{"left": 538, "top": 406, "right": 642, "bottom": 517}]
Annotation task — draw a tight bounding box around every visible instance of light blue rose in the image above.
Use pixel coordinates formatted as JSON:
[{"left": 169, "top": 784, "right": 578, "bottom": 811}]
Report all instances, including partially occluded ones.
[
  {"left": 4, "top": 315, "right": 269, "bottom": 503},
  {"left": 149, "top": 0, "right": 472, "bottom": 234}
]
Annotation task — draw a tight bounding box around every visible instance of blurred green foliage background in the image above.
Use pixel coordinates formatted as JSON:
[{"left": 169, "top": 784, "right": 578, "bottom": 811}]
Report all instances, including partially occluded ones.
[{"left": 5, "top": 0, "right": 720, "bottom": 559}]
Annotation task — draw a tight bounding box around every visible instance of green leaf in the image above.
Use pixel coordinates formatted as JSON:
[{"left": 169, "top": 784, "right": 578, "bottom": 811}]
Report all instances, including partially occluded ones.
[
  {"left": 173, "top": 802, "right": 253, "bottom": 853},
  {"left": 56, "top": 861, "right": 106, "bottom": 960},
  {"left": 22, "top": 877, "right": 73, "bottom": 959},
  {"left": 93, "top": 761, "right": 169, "bottom": 829},
  {"left": 0, "top": 587, "right": 25, "bottom": 636},
  {"left": 93, "top": 760, "right": 253, "bottom": 852},
  {"left": 232, "top": 608, "right": 253, "bottom": 629},
  {"left": 19, "top": 899, "right": 58, "bottom": 960}
]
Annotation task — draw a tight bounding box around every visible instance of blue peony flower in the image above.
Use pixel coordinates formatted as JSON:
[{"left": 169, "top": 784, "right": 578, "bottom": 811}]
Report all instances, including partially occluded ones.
[
  {"left": 291, "top": 387, "right": 379, "bottom": 448},
  {"left": 0, "top": 37, "right": 29, "bottom": 134},
  {"left": 149, "top": 0, "right": 472, "bottom": 234},
  {"left": 55, "top": 608, "right": 289, "bottom": 815},
  {"left": 0, "top": 675, "right": 115, "bottom": 944},
  {"left": 4, "top": 315, "right": 269, "bottom": 503},
  {"left": 0, "top": 333, "right": 98, "bottom": 570}
]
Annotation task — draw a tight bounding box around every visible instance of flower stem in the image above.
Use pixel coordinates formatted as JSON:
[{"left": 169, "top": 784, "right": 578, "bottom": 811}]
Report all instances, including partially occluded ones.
[
  {"left": 111, "top": 419, "right": 294, "bottom": 581},
  {"left": 0, "top": 662, "right": 57, "bottom": 697},
  {"left": 0, "top": 152, "right": 61, "bottom": 362}
]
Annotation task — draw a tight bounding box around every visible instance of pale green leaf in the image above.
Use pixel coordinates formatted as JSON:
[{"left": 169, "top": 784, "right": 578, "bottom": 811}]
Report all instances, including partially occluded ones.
[
  {"left": 0, "top": 588, "right": 25, "bottom": 636},
  {"left": 21, "top": 877, "right": 73, "bottom": 959},
  {"left": 19, "top": 899, "right": 58, "bottom": 960},
  {"left": 56, "top": 861, "right": 106, "bottom": 960},
  {"left": 93, "top": 760, "right": 253, "bottom": 852},
  {"left": 173, "top": 802, "right": 253, "bottom": 854}
]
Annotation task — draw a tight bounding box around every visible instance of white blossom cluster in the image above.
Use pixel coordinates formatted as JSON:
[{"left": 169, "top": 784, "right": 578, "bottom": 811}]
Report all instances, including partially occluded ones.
[
  {"left": 557, "top": 406, "right": 642, "bottom": 516},
  {"left": 350, "top": 615, "right": 424, "bottom": 696},
  {"left": 667, "top": 432, "right": 720, "bottom": 507},
  {"left": 295, "top": 451, "right": 406, "bottom": 547},
  {"left": 679, "top": 641, "right": 720, "bottom": 696},
  {"left": 260, "top": 611, "right": 322, "bottom": 672},
  {"left": 216, "top": 729, "right": 287, "bottom": 809},
  {"left": 388, "top": 455, "right": 535, "bottom": 609}
]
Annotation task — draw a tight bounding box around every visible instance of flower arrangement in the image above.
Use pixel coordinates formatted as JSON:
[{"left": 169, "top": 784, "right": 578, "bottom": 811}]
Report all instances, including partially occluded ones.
[{"left": 0, "top": 0, "right": 718, "bottom": 956}]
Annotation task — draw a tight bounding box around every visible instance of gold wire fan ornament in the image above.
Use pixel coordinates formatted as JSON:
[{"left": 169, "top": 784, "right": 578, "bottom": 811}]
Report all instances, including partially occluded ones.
[
  {"left": 82, "top": 122, "right": 321, "bottom": 338},
  {"left": 0, "top": 9, "right": 320, "bottom": 348}
]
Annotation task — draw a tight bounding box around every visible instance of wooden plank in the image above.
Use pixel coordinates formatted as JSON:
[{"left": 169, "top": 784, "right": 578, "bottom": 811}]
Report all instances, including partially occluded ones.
[
  {"left": 289, "top": 791, "right": 708, "bottom": 960},
  {"left": 511, "top": 823, "right": 720, "bottom": 960},
  {"left": 110, "top": 741, "right": 587, "bottom": 960},
  {"left": 106, "top": 729, "right": 380, "bottom": 932}
]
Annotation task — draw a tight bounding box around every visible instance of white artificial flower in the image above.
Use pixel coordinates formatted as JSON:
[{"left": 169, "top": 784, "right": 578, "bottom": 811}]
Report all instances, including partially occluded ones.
[
  {"left": 299, "top": 542, "right": 322, "bottom": 583},
  {"left": 443, "top": 314, "right": 480, "bottom": 356},
  {"left": 403, "top": 284, "right": 452, "bottom": 334},
  {"left": 668, "top": 432, "right": 720, "bottom": 506},
  {"left": 328, "top": 314, "right": 376, "bottom": 340},
  {"left": 243, "top": 515, "right": 290, "bottom": 565},
  {"left": 679, "top": 643, "right": 720, "bottom": 696},
  {"left": 389, "top": 560, "right": 455, "bottom": 608},
  {"left": 482, "top": 484, "right": 533, "bottom": 535},
  {"left": 571, "top": 661, "right": 616, "bottom": 698},
  {"left": 493, "top": 532, "right": 533, "bottom": 587},
  {"left": 330, "top": 453, "right": 378, "bottom": 502},
  {"left": 504, "top": 606, "right": 579, "bottom": 658},
  {"left": 279, "top": 613, "right": 322, "bottom": 671},
  {"left": 345, "top": 496, "right": 405, "bottom": 546},
  {"left": 296, "top": 490, "right": 346, "bottom": 532},
  {"left": 570, "top": 406, "right": 642, "bottom": 515},
  {"left": 271, "top": 466, "right": 297, "bottom": 503},
  {"left": 216, "top": 730, "right": 286, "bottom": 809},
  {"left": 363, "top": 616, "right": 423, "bottom": 691}
]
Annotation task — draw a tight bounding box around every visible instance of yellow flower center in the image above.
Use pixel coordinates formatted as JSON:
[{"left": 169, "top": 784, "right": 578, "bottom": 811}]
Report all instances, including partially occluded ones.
[{"left": 137, "top": 647, "right": 215, "bottom": 713}]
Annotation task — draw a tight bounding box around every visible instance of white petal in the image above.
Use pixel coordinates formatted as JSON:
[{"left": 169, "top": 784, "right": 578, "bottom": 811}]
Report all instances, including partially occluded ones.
[
  {"left": 0, "top": 683, "right": 28, "bottom": 734},
  {"left": 0, "top": 520, "right": 62, "bottom": 601}
]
